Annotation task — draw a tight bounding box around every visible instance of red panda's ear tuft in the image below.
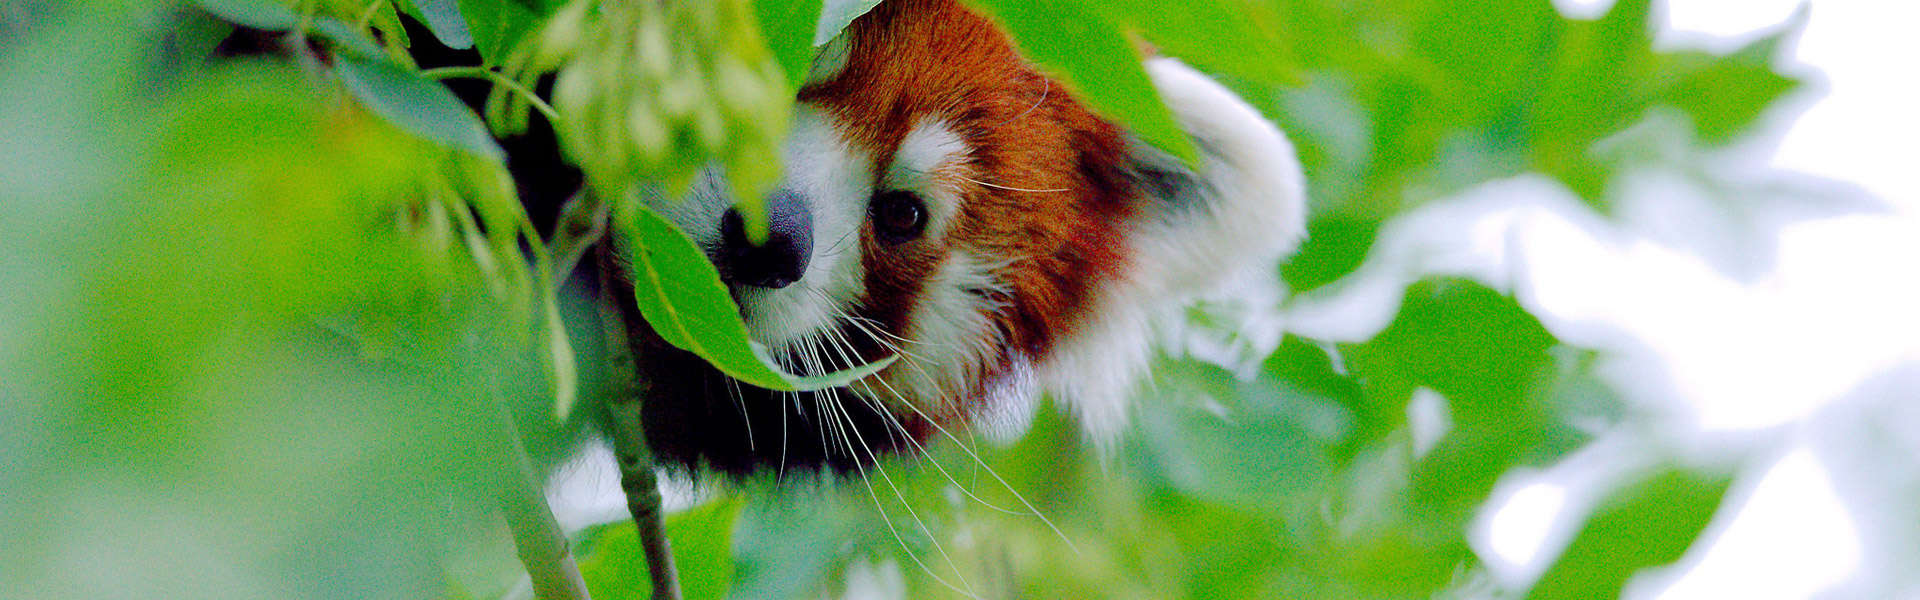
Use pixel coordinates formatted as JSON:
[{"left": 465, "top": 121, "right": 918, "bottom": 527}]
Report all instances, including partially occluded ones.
[{"left": 1037, "top": 57, "right": 1308, "bottom": 446}]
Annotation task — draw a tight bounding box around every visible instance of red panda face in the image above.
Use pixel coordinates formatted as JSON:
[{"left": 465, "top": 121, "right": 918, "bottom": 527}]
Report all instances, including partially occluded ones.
[{"left": 629, "top": 0, "right": 1306, "bottom": 476}]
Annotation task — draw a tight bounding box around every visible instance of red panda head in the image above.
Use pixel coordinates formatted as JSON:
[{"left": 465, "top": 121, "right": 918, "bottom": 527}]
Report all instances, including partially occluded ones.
[{"left": 629, "top": 0, "right": 1305, "bottom": 475}]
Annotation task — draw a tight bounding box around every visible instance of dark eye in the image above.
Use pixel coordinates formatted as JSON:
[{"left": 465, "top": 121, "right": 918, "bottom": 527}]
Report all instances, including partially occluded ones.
[{"left": 869, "top": 190, "right": 928, "bottom": 243}]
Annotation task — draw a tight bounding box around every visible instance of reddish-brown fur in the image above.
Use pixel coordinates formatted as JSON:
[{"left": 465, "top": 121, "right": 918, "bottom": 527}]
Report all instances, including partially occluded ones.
[{"left": 803, "top": 0, "right": 1142, "bottom": 424}]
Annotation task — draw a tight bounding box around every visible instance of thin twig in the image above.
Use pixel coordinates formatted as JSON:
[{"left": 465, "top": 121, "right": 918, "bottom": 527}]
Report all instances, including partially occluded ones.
[
  {"left": 595, "top": 246, "right": 683, "bottom": 600},
  {"left": 421, "top": 66, "right": 563, "bottom": 125}
]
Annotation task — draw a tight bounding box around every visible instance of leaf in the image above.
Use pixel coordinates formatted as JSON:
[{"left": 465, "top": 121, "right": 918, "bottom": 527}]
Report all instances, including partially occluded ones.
[
  {"left": 191, "top": 0, "right": 384, "bottom": 58},
  {"left": 1650, "top": 10, "right": 1805, "bottom": 145},
  {"left": 963, "top": 0, "right": 1200, "bottom": 166},
  {"left": 753, "top": 0, "right": 822, "bottom": 89},
  {"left": 456, "top": 0, "right": 545, "bottom": 64},
  {"left": 1090, "top": 0, "right": 1298, "bottom": 86},
  {"left": 335, "top": 56, "right": 505, "bottom": 160},
  {"left": 616, "top": 204, "right": 894, "bottom": 392},
  {"left": 1527, "top": 469, "right": 1734, "bottom": 599},
  {"left": 813, "top": 0, "right": 882, "bottom": 45},
  {"left": 578, "top": 498, "right": 747, "bottom": 600},
  {"left": 191, "top": 0, "right": 299, "bottom": 30},
  {"left": 403, "top": 0, "right": 475, "bottom": 50}
]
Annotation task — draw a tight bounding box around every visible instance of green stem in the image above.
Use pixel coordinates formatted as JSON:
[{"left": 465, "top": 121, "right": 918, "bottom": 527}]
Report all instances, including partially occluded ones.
[{"left": 421, "top": 66, "right": 563, "bottom": 125}]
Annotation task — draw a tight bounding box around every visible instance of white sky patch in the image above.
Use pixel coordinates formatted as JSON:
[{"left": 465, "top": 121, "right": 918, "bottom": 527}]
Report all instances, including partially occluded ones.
[
  {"left": 1406, "top": 387, "right": 1450, "bottom": 459},
  {"left": 1482, "top": 481, "right": 1568, "bottom": 576},
  {"left": 1630, "top": 450, "right": 1862, "bottom": 600}
]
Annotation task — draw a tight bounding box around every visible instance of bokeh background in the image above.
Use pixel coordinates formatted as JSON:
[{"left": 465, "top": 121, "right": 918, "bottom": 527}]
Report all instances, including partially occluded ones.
[{"left": 2, "top": 0, "right": 1914, "bottom": 598}]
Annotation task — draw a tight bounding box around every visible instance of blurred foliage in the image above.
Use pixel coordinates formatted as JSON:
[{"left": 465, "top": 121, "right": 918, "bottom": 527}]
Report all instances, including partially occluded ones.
[{"left": 0, "top": 0, "right": 1840, "bottom": 599}]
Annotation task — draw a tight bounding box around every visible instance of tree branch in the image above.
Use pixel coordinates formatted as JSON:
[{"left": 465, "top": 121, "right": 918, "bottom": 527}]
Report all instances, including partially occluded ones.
[
  {"left": 595, "top": 245, "right": 683, "bottom": 600},
  {"left": 491, "top": 396, "right": 594, "bottom": 600}
]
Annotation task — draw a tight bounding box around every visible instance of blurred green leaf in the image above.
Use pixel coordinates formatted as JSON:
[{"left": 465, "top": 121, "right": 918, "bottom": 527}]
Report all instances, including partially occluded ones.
[
  {"left": 456, "top": 0, "right": 545, "bottom": 64},
  {"left": 964, "top": 0, "right": 1200, "bottom": 166},
  {"left": 753, "top": 0, "right": 822, "bottom": 88},
  {"left": 1529, "top": 469, "right": 1734, "bottom": 599},
  {"left": 1650, "top": 11, "right": 1805, "bottom": 145},
  {"left": 404, "top": 0, "right": 475, "bottom": 50},
  {"left": 336, "top": 56, "right": 505, "bottom": 160},
  {"left": 1092, "top": 0, "right": 1298, "bottom": 86},
  {"left": 192, "top": 0, "right": 300, "bottom": 30},
  {"left": 580, "top": 498, "right": 745, "bottom": 600},
  {"left": 615, "top": 205, "right": 894, "bottom": 392},
  {"left": 192, "top": 0, "right": 385, "bottom": 58}
]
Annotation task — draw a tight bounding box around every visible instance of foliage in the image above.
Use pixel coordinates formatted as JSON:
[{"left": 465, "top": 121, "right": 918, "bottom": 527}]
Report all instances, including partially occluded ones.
[{"left": 0, "top": 0, "right": 1835, "bottom": 599}]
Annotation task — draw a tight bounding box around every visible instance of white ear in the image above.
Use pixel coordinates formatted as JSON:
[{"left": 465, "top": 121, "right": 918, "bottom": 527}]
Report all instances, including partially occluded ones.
[{"left": 1036, "top": 57, "right": 1309, "bottom": 445}]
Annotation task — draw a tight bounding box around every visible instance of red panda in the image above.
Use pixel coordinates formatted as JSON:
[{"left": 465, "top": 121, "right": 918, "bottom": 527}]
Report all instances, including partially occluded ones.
[{"left": 609, "top": 0, "right": 1305, "bottom": 476}]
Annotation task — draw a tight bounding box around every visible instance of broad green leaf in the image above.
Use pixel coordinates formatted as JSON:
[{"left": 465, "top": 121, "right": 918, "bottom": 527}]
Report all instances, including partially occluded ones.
[
  {"left": 578, "top": 498, "right": 745, "bottom": 600},
  {"left": 963, "top": 0, "right": 1200, "bottom": 166},
  {"left": 1528, "top": 469, "right": 1734, "bottom": 599},
  {"left": 753, "top": 0, "right": 822, "bottom": 89},
  {"left": 616, "top": 204, "right": 894, "bottom": 392},
  {"left": 813, "top": 0, "right": 882, "bottom": 45},
  {"left": 335, "top": 56, "right": 505, "bottom": 160},
  {"left": 403, "top": 0, "right": 475, "bottom": 50}
]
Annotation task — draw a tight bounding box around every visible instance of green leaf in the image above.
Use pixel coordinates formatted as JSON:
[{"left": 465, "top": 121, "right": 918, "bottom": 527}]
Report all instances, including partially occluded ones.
[
  {"left": 403, "top": 0, "right": 475, "bottom": 50},
  {"left": 191, "top": 0, "right": 299, "bottom": 30},
  {"left": 963, "top": 0, "right": 1200, "bottom": 166},
  {"left": 754, "top": 0, "right": 822, "bottom": 89},
  {"left": 1528, "top": 469, "right": 1734, "bottom": 599},
  {"left": 456, "top": 0, "right": 545, "bottom": 64},
  {"left": 616, "top": 204, "right": 894, "bottom": 392},
  {"left": 1650, "top": 11, "right": 1805, "bottom": 145},
  {"left": 191, "top": 0, "right": 384, "bottom": 58},
  {"left": 334, "top": 56, "right": 505, "bottom": 160},
  {"left": 1090, "top": 0, "right": 1298, "bottom": 86},
  {"left": 578, "top": 498, "right": 746, "bottom": 600},
  {"left": 813, "top": 0, "right": 882, "bottom": 45}
]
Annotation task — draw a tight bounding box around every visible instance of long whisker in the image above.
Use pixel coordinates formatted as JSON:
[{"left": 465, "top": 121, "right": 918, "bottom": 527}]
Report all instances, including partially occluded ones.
[
  {"left": 817, "top": 306, "right": 1040, "bottom": 519},
  {"left": 821, "top": 385, "right": 981, "bottom": 599}
]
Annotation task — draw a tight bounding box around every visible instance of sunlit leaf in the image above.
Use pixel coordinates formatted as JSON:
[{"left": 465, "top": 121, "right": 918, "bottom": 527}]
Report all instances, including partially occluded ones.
[
  {"left": 615, "top": 204, "right": 893, "bottom": 392},
  {"left": 1528, "top": 469, "right": 1734, "bottom": 599}
]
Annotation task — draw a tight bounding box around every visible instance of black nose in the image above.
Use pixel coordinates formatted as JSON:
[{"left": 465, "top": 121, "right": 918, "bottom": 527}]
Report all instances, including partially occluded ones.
[{"left": 719, "top": 189, "right": 813, "bottom": 289}]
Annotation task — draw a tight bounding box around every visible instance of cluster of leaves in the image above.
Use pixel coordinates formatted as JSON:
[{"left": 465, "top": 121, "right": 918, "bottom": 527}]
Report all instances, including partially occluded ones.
[{"left": 0, "top": 0, "right": 1812, "bottom": 598}]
